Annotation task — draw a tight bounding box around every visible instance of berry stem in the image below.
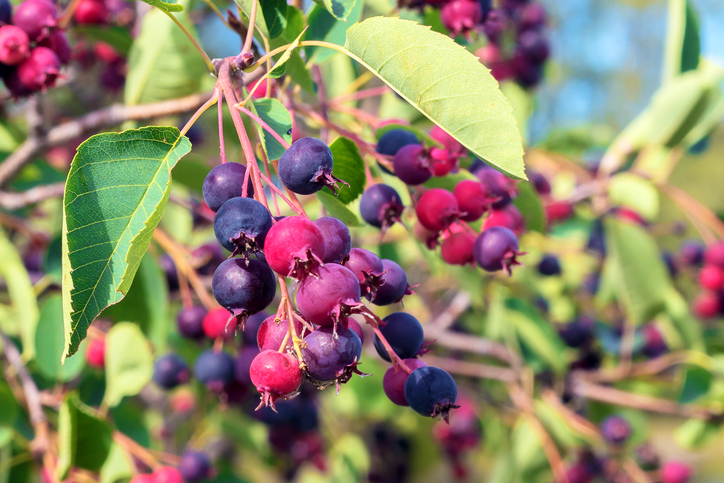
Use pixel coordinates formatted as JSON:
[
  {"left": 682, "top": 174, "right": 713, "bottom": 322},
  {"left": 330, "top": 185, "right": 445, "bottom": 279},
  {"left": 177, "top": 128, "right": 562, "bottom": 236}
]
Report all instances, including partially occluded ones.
[
  {"left": 260, "top": 149, "right": 281, "bottom": 216},
  {"left": 242, "top": 0, "right": 259, "bottom": 55},
  {"left": 162, "top": 11, "right": 215, "bottom": 74},
  {"left": 359, "top": 308, "right": 412, "bottom": 374},
  {"left": 236, "top": 105, "right": 291, "bottom": 149},
  {"left": 218, "top": 89, "right": 227, "bottom": 164},
  {"left": 278, "top": 278, "right": 306, "bottom": 367},
  {"left": 180, "top": 88, "right": 219, "bottom": 137}
]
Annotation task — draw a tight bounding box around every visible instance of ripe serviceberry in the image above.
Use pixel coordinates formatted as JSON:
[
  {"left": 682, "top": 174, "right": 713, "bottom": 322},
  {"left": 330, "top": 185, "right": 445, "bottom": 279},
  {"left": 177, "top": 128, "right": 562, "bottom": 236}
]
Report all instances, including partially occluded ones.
[
  {"left": 704, "top": 242, "right": 724, "bottom": 268},
  {"left": 153, "top": 466, "right": 183, "bottom": 483},
  {"left": 474, "top": 226, "right": 523, "bottom": 275},
  {"left": 243, "top": 311, "right": 267, "bottom": 345},
  {"left": 373, "top": 312, "right": 424, "bottom": 362},
  {"left": 347, "top": 318, "right": 365, "bottom": 344},
  {"left": 376, "top": 129, "right": 419, "bottom": 156},
  {"left": 454, "top": 179, "right": 493, "bottom": 222},
  {"left": 404, "top": 366, "right": 458, "bottom": 420},
  {"left": 296, "top": 263, "right": 362, "bottom": 330},
  {"left": 191, "top": 243, "right": 225, "bottom": 276},
  {"left": 698, "top": 265, "right": 724, "bottom": 290},
  {"left": 301, "top": 326, "right": 364, "bottom": 389},
  {"left": 537, "top": 254, "right": 561, "bottom": 276},
  {"left": 679, "top": 240, "right": 704, "bottom": 266},
  {"left": 530, "top": 171, "right": 551, "bottom": 196},
  {"left": 213, "top": 197, "right": 272, "bottom": 255},
  {"left": 179, "top": 451, "right": 212, "bottom": 482},
  {"left": 634, "top": 442, "right": 660, "bottom": 471},
  {"left": 257, "top": 315, "right": 304, "bottom": 351},
  {"left": 314, "top": 216, "right": 351, "bottom": 264},
  {"left": 264, "top": 216, "right": 325, "bottom": 279},
  {"left": 202, "top": 162, "right": 252, "bottom": 212},
  {"left": 518, "top": 1, "right": 547, "bottom": 30},
  {"left": 16, "top": 46, "right": 61, "bottom": 91},
  {"left": 153, "top": 354, "right": 190, "bottom": 389},
  {"left": 0, "top": 26, "right": 29, "bottom": 65},
  {"left": 0, "top": 0, "right": 10, "bottom": 24},
  {"left": 234, "top": 346, "right": 260, "bottom": 385},
  {"left": 441, "top": 0, "right": 482, "bottom": 37},
  {"left": 440, "top": 232, "right": 475, "bottom": 266},
  {"left": 85, "top": 337, "right": 106, "bottom": 368},
  {"left": 202, "top": 307, "right": 233, "bottom": 339},
  {"left": 177, "top": 306, "right": 207, "bottom": 339},
  {"left": 693, "top": 291, "right": 720, "bottom": 319},
  {"left": 93, "top": 41, "right": 120, "bottom": 63},
  {"left": 73, "top": 0, "right": 108, "bottom": 24},
  {"left": 211, "top": 258, "right": 276, "bottom": 328},
  {"left": 194, "top": 349, "right": 235, "bottom": 390},
  {"left": 415, "top": 188, "right": 460, "bottom": 232},
  {"left": 360, "top": 184, "right": 405, "bottom": 231},
  {"left": 558, "top": 317, "right": 594, "bottom": 348},
  {"left": 642, "top": 324, "right": 667, "bottom": 358},
  {"left": 250, "top": 350, "right": 303, "bottom": 409},
  {"left": 13, "top": 0, "right": 57, "bottom": 41},
  {"left": 600, "top": 415, "right": 631, "bottom": 445},
  {"left": 344, "top": 248, "right": 385, "bottom": 298},
  {"left": 278, "top": 137, "right": 345, "bottom": 195},
  {"left": 476, "top": 166, "right": 517, "bottom": 209},
  {"left": 371, "top": 259, "right": 413, "bottom": 306},
  {"left": 518, "top": 30, "right": 550, "bottom": 64},
  {"left": 383, "top": 359, "right": 426, "bottom": 405},
  {"left": 393, "top": 144, "right": 432, "bottom": 185},
  {"left": 660, "top": 461, "right": 693, "bottom": 483}
]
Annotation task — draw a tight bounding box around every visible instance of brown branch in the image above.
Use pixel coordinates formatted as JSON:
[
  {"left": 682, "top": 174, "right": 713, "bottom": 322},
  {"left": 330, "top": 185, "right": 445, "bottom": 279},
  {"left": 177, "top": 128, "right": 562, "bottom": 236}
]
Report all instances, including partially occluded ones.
[
  {"left": 424, "top": 326, "right": 521, "bottom": 367},
  {"left": 581, "top": 351, "right": 690, "bottom": 383},
  {"left": 0, "top": 182, "right": 66, "bottom": 210},
  {"left": 429, "top": 291, "right": 471, "bottom": 332},
  {"left": 423, "top": 355, "right": 517, "bottom": 382}
]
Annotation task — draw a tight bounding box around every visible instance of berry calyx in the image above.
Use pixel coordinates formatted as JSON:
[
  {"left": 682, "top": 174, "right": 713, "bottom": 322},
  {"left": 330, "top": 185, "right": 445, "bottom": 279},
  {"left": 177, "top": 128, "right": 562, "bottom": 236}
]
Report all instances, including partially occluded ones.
[
  {"left": 264, "top": 216, "right": 326, "bottom": 279},
  {"left": 211, "top": 258, "right": 277, "bottom": 330},
  {"left": 476, "top": 166, "right": 517, "bottom": 209},
  {"left": 278, "top": 137, "right": 346, "bottom": 195},
  {"left": 473, "top": 226, "right": 524, "bottom": 275},
  {"left": 296, "top": 263, "right": 362, "bottom": 330},
  {"left": 85, "top": 337, "right": 106, "bottom": 369},
  {"left": 415, "top": 188, "right": 461, "bottom": 232},
  {"left": 213, "top": 197, "right": 272, "bottom": 256},
  {"left": 373, "top": 312, "right": 425, "bottom": 362},
  {"left": 301, "top": 326, "right": 365, "bottom": 390},
  {"left": 344, "top": 248, "right": 385, "bottom": 298},
  {"left": 249, "top": 350, "right": 303, "bottom": 410},
  {"left": 360, "top": 184, "right": 404, "bottom": 231},
  {"left": 404, "top": 366, "right": 458, "bottom": 420},
  {"left": 0, "top": 26, "right": 30, "bottom": 65},
  {"left": 202, "top": 162, "right": 253, "bottom": 212},
  {"left": 371, "top": 259, "right": 413, "bottom": 306},
  {"left": 383, "top": 358, "right": 426, "bottom": 406},
  {"left": 393, "top": 144, "right": 432, "bottom": 185},
  {"left": 314, "top": 216, "right": 351, "bottom": 264},
  {"left": 153, "top": 353, "right": 190, "bottom": 389}
]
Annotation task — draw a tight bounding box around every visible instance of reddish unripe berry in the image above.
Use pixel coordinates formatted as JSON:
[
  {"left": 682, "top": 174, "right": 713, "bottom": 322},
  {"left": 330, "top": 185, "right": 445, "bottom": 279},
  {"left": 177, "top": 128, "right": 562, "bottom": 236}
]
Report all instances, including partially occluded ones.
[
  {"left": 93, "top": 41, "right": 121, "bottom": 63},
  {"left": 482, "top": 205, "right": 525, "bottom": 235},
  {"left": 73, "top": 0, "right": 108, "bottom": 24},
  {"left": 85, "top": 337, "right": 106, "bottom": 368},
  {"left": 250, "top": 350, "right": 302, "bottom": 409},
  {"left": 616, "top": 207, "right": 647, "bottom": 225},
  {"left": 475, "top": 44, "right": 501, "bottom": 66},
  {"left": 296, "top": 263, "right": 362, "bottom": 329},
  {"left": 698, "top": 264, "right": 724, "bottom": 290},
  {"left": 545, "top": 200, "right": 574, "bottom": 225},
  {"left": 416, "top": 188, "right": 460, "bottom": 232},
  {"left": 248, "top": 77, "right": 274, "bottom": 98},
  {"left": 566, "top": 464, "right": 594, "bottom": 483},
  {"left": 440, "top": 232, "right": 475, "bottom": 266},
  {"left": 0, "top": 26, "right": 30, "bottom": 65},
  {"left": 257, "top": 315, "right": 304, "bottom": 351},
  {"left": 169, "top": 388, "right": 196, "bottom": 413},
  {"left": 13, "top": 0, "right": 57, "bottom": 41},
  {"left": 264, "top": 216, "right": 325, "bottom": 279},
  {"left": 441, "top": 0, "right": 482, "bottom": 37},
  {"left": 704, "top": 242, "right": 724, "bottom": 268},
  {"left": 314, "top": 216, "right": 351, "bottom": 264},
  {"left": 202, "top": 307, "right": 232, "bottom": 339},
  {"left": 37, "top": 31, "right": 70, "bottom": 64},
  {"left": 153, "top": 466, "right": 183, "bottom": 483},
  {"left": 454, "top": 179, "right": 492, "bottom": 221},
  {"left": 693, "top": 291, "right": 720, "bottom": 319},
  {"left": 383, "top": 359, "right": 426, "bottom": 406},
  {"left": 660, "top": 461, "right": 693, "bottom": 483},
  {"left": 428, "top": 147, "right": 458, "bottom": 176},
  {"left": 129, "top": 475, "right": 156, "bottom": 483},
  {"left": 430, "top": 128, "right": 464, "bottom": 156},
  {"left": 17, "top": 46, "right": 61, "bottom": 91}
]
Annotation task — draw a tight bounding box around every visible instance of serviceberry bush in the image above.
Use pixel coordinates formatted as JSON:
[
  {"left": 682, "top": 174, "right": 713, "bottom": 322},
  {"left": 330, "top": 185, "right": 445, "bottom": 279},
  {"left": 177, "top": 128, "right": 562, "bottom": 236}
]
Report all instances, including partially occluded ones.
[{"left": 0, "top": 0, "right": 723, "bottom": 481}]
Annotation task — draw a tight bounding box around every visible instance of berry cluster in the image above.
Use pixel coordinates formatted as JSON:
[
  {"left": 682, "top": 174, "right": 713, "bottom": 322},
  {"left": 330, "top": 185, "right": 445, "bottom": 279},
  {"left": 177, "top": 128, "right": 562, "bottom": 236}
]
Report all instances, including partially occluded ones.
[{"left": 687, "top": 241, "right": 724, "bottom": 319}]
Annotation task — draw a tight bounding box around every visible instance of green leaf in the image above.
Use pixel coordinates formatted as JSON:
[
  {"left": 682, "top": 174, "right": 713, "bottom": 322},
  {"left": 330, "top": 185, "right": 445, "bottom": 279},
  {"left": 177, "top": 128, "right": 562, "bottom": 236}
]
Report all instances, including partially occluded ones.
[
  {"left": 246, "top": 26, "right": 307, "bottom": 97},
  {"left": 251, "top": 98, "right": 292, "bottom": 162},
  {"left": 604, "top": 219, "right": 670, "bottom": 325},
  {"left": 304, "top": 0, "right": 364, "bottom": 64},
  {"left": 101, "top": 254, "right": 170, "bottom": 353},
  {"left": 324, "top": 137, "right": 365, "bottom": 204},
  {"left": 345, "top": 17, "right": 525, "bottom": 179},
  {"left": 316, "top": 191, "right": 361, "bottom": 226},
  {"left": 103, "top": 322, "right": 154, "bottom": 408},
  {"left": 73, "top": 26, "right": 134, "bottom": 55},
  {"left": 61, "top": 127, "right": 191, "bottom": 361},
  {"left": 268, "top": 7, "right": 315, "bottom": 95},
  {"left": 506, "top": 298, "right": 568, "bottom": 374},
  {"left": 679, "top": 366, "right": 712, "bottom": 404},
  {"left": 171, "top": 156, "right": 210, "bottom": 193},
  {"left": 124, "top": 0, "right": 206, "bottom": 105},
  {"left": 0, "top": 229, "right": 39, "bottom": 360},
  {"left": 674, "top": 418, "right": 722, "bottom": 450},
  {"left": 35, "top": 295, "right": 86, "bottom": 381},
  {"left": 57, "top": 395, "right": 113, "bottom": 479},
  {"left": 512, "top": 181, "right": 545, "bottom": 233},
  {"left": 607, "top": 173, "right": 659, "bottom": 220},
  {"left": 237, "top": 0, "right": 287, "bottom": 39},
  {"left": 139, "top": 0, "right": 183, "bottom": 12},
  {"left": 312, "top": 0, "right": 357, "bottom": 21},
  {"left": 100, "top": 443, "right": 134, "bottom": 483},
  {"left": 665, "top": 287, "right": 705, "bottom": 351},
  {"left": 44, "top": 235, "right": 63, "bottom": 283},
  {"left": 663, "top": 0, "right": 700, "bottom": 83}
]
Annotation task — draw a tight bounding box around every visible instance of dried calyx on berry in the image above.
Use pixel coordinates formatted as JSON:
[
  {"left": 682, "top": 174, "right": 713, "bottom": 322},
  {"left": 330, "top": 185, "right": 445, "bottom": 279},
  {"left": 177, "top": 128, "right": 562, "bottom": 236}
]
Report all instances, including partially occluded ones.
[
  {"left": 404, "top": 366, "right": 459, "bottom": 421},
  {"left": 213, "top": 197, "right": 272, "bottom": 257},
  {"left": 344, "top": 248, "right": 386, "bottom": 299}
]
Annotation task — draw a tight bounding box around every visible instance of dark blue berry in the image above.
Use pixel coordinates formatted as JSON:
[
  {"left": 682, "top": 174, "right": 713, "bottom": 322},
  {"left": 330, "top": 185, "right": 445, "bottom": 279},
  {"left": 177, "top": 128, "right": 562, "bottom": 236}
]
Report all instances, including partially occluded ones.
[
  {"left": 360, "top": 184, "right": 404, "bottom": 230},
  {"left": 153, "top": 354, "right": 189, "bottom": 389},
  {"left": 202, "top": 162, "right": 252, "bottom": 212},
  {"left": 177, "top": 306, "right": 207, "bottom": 340},
  {"left": 371, "top": 259, "right": 411, "bottom": 305},
  {"left": 537, "top": 254, "right": 561, "bottom": 276},
  {"left": 679, "top": 240, "right": 704, "bottom": 266},
  {"left": 404, "top": 366, "right": 458, "bottom": 419},
  {"left": 301, "top": 326, "right": 363, "bottom": 386},
  {"left": 374, "top": 312, "right": 424, "bottom": 362},
  {"left": 211, "top": 258, "right": 276, "bottom": 327},
  {"left": 179, "top": 450, "right": 212, "bottom": 482},
  {"left": 587, "top": 218, "right": 606, "bottom": 256},
  {"left": 688, "top": 135, "right": 710, "bottom": 155},
  {"left": 0, "top": 0, "right": 11, "bottom": 25},
  {"left": 243, "top": 311, "right": 268, "bottom": 345},
  {"left": 518, "top": 29, "right": 550, "bottom": 64},
  {"left": 278, "top": 137, "right": 343, "bottom": 195},
  {"left": 234, "top": 346, "right": 259, "bottom": 385},
  {"left": 213, "top": 197, "right": 272, "bottom": 256},
  {"left": 314, "top": 216, "right": 352, "bottom": 264},
  {"left": 558, "top": 316, "right": 594, "bottom": 348},
  {"left": 194, "top": 349, "right": 235, "bottom": 388},
  {"left": 376, "top": 129, "right": 419, "bottom": 157}
]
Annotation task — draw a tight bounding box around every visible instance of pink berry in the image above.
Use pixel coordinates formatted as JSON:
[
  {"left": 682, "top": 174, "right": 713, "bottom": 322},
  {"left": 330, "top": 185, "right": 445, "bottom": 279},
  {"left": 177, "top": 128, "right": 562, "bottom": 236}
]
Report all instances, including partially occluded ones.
[
  {"left": 296, "top": 263, "right": 362, "bottom": 330},
  {"left": 616, "top": 207, "right": 647, "bottom": 225},
  {"left": 202, "top": 307, "right": 232, "bottom": 339},
  {"left": 441, "top": 231, "right": 476, "bottom": 266},
  {"left": 454, "top": 179, "right": 493, "bottom": 222},
  {"left": 704, "top": 242, "right": 724, "bottom": 268},
  {"left": 16, "top": 46, "right": 61, "bottom": 91},
  {"left": 545, "top": 200, "right": 573, "bottom": 225},
  {"left": 382, "top": 359, "right": 426, "bottom": 406},
  {"left": 37, "top": 31, "right": 71, "bottom": 64},
  {"left": 256, "top": 315, "right": 304, "bottom": 351},
  {"left": 660, "top": 461, "right": 693, "bottom": 483},
  {"left": 264, "top": 216, "right": 325, "bottom": 279},
  {"left": 440, "top": 0, "right": 483, "bottom": 37},
  {"left": 85, "top": 337, "right": 106, "bottom": 368},
  {"left": 693, "top": 291, "right": 720, "bottom": 319},
  {"left": 129, "top": 475, "right": 156, "bottom": 483},
  {"left": 93, "top": 41, "right": 121, "bottom": 63},
  {"left": 249, "top": 350, "right": 302, "bottom": 409},
  {"left": 0, "top": 26, "right": 30, "bottom": 65},
  {"left": 698, "top": 264, "right": 724, "bottom": 290},
  {"left": 73, "top": 0, "right": 108, "bottom": 24},
  {"left": 248, "top": 77, "right": 273, "bottom": 98},
  {"left": 13, "top": 0, "right": 57, "bottom": 41},
  {"left": 153, "top": 466, "right": 183, "bottom": 483},
  {"left": 482, "top": 205, "right": 525, "bottom": 234},
  {"left": 416, "top": 188, "right": 461, "bottom": 232}
]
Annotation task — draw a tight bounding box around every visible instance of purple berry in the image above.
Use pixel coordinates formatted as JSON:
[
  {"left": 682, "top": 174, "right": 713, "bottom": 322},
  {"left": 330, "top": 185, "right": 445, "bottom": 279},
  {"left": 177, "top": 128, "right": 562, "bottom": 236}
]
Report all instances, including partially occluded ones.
[
  {"left": 376, "top": 129, "right": 419, "bottom": 156},
  {"left": 314, "top": 216, "right": 351, "bottom": 264},
  {"left": 13, "top": 0, "right": 57, "bottom": 41},
  {"left": 202, "top": 162, "right": 252, "bottom": 212},
  {"left": 213, "top": 197, "right": 272, "bottom": 256},
  {"left": 559, "top": 317, "right": 594, "bottom": 348},
  {"left": 600, "top": 415, "right": 631, "bottom": 445},
  {"left": 344, "top": 248, "right": 385, "bottom": 298},
  {"left": 296, "top": 263, "right": 362, "bottom": 330},
  {"left": 371, "top": 259, "right": 412, "bottom": 306},
  {"left": 243, "top": 311, "right": 268, "bottom": 345},
  {"left": 211, "top": 258, "right": 277, "bottom": 329},
  {"left": 37, "top": 30, "right": 70, "bottom": 64},
  {"left": 0, "top": 0, "right": 11, "bottom": 25},
  {"left": 404, "top": 366, "right": 458, "bottom": 419},
  {"left": 473, "top": 226, "right": 523, "bottom": 275},
  {"left": 191, "top": 243, "right": 225, "bottom": 276},
  {"left": 264, "top": 216, "right": 325, "bottom": 279},
  {"left": 679, "top": 240, "right": 704, "bottom": 266},
  {"left": 153, "top": 353, "right": 190, "bottom": 389},
  {"left": 234, "top": 346, "right": 260, "bottom": 385},
  {"left": 301, "top": 326, "right": 363, "bottom": 388},
  {"left": 441, "top": 0, "right": 483, "bottom": 37},
  {"left": 360, "top": 184, "right": 404, "bottom": 231},
  {"left": 383, "top": 359, "right": 427, "bottom": 406},
  {"left": 634, "top": 443, "right": 660, "bottom": 471},
  {"left": 530, "top": 171, "right": 551, "bottom": 195},
  {"left": 518, "top": 29, "right": 550, "bottom": 64},
  {"left": 373, "top": 312, "right": 424, "bottom": 362},
  {"left": 537, "top": 254, "right": 561, "bottom": 276},
  {"left": 176, "top": 306, "right": 207, "bottom": 340},
  {"left": 179, "top": 451, "right": 212, "bottom": 483},
  {"left": 482, "top": 9, "right": 507, "bottom": 42},
  {"left": 518, "top": 2, "right": 546, "bottom": 30},
  {"left": 393, "top": 144, "right": 432, "bottom": 185},
  {"left": 278, "top": 137, "right": 344, "bottom": 195},
  {"left": 194, "top": 349, "right": 235, "bottom": 389},
  {"left": 0, "top": 26, "right": 29, "bottom": 66},
  {"left": 476, "top": 166, "right": 517, "bottom": 208}
]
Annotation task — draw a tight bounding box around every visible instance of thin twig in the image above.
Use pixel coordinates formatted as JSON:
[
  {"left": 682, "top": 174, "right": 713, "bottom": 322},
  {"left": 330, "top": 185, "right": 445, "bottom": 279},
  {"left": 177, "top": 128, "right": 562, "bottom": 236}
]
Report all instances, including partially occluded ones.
[
  {"left": 0, "top": 182, "right": 65, "bottom": 210},
  {"left": 423, "top": 355, "right": 516, "bottom": 382}
]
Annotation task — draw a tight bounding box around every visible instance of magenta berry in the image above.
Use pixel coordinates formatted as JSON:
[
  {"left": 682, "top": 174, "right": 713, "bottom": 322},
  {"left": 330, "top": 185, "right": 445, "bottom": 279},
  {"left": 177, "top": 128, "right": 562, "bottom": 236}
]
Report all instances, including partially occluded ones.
[
  {"left": 371, "top": 259, "right": 412, "bottom": 306},
  {"left": 530, "top": 171, "right": 551, "bottom": 196},
  {"left": 264, "top": 216, "right": 325, "bottom": 279},
  {"left": 301, "top": 326, "right": 364, "bottom": 389},
  {"left": 393, "top": 144, "right": 432, "bottom": 185},
  {"left": 13, "top": 0, "right": 57, "bottom": 41},
  {"left": 693, "top": 291, "right": 720, "bottom": 319},
  {"left": 454, "top": 180, "right": 492, "bottom": 222},
  {"left": 0, "top": 26, "right": 29, "bottom": 65},
  {"left": 202, "top": 307, "right": 232, "bottom": 339},
  {"left": 404, "top": 366, "right": 458, "bottom": 420},
  {"left": 257, "top": 315, "right": 304, "bottom": 351},
  {"left": 153, "top": 353, "right": 189, "bottom": 389},
  {"left": 699, "top": 264, "right": 724, "bottom": 290},
  {"left": 440, "top": 232, "right": 475, "bottom": 266},
  {"left": 660, "top": 461, "right": 693, "bottom": 483},
  {"left": 518, "top": 29, "right": 550, "bottom": 64},
  {"left": 296, "top": 263, "right": 362, "bottom": 330},
  {"left": 194, "top": 349, "right": 235, "bottom": 389},
  {"left": 278, "top": 137, "right": 344, "bottom": 195},
  {"left": 473, "top": 226, "right": 523, "bottom": 275},
  {"left": 73, "top": 0, "right": 108, "bottom": 24},
  {"left": 211, "top": 258, "right": 277, "bottom": 329},
  {"left": 415, "top": 188, "right": 460, "bottom": 232},
  {"left": 179, "top": 451, "right": 212, "bottom": 483},
  {"left": 360, "top": 184, "right": 404, "bottom": 231},
  {"left": 373, "top": 312, "right": 424, "bottom": 362},
  {"left": 202, "top": 162, "right": 252, "bottom": 212},
  {"left": 518, "top": 2, "right": 547, "bottom": 30},
  {"left": 476, "top": 166, "right": 517, "bottom": 209},
  {"left": 347, "top": 318, "right": 365, "bottom": 344},
  {"left": 177, "top": 306, "right": 207, "bottom": 340},
  {"left": 600, "top": 415, "right": 631, "bottom": 445},
  {"left": 704, "top": 242, "right": 724, "bottom": 268},
  {"left": 383, "top": 359, "right": 426, "bottom": 406},
  {"left": 16, "top": 46, "right": 61, "bottom": 91},
  {"left": 482, "top": 205, "right": 525, "bottom": 234},
  {"left": 153, "top": 467, "right": 183, "bottom": 483},
  {"left": 85, "top": 337, "right": 106, "bottom": 368},
  {"left": 314, "top": 216, "right": 351, "bottom": 264},
  {"left": 440, "top": 0, "right": 483, "bottom": 37},
  {"left": 213, "top": 197, "right": 272, "bottom": 256},
  {"left": 344, "top": 248, "right": 385, "bottom": 298},
  {"left": 37, "top": 31, "right": 70, "bottom": 64},
  {"left": 249, "top": 350, "right": 303, "bottom": 409}
]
